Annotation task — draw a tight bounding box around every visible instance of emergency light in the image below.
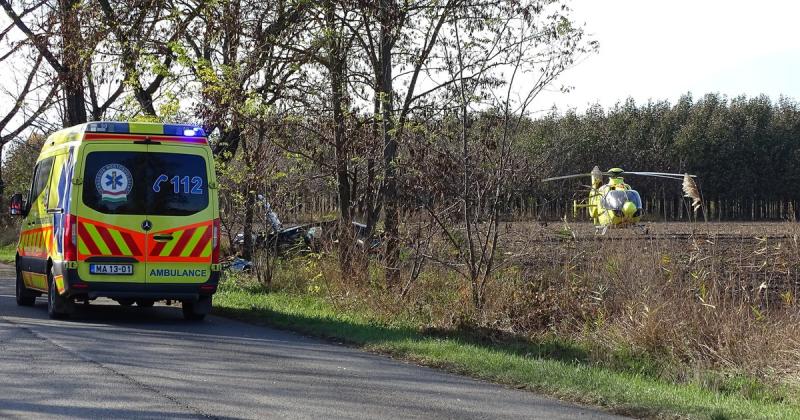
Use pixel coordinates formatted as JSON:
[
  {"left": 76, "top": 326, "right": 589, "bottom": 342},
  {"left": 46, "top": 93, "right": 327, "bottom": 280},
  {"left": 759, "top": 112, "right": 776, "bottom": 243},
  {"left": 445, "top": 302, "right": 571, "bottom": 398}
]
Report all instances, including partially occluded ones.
[{"left": 86, "top": 122, "right": 206, "bottom": 137}]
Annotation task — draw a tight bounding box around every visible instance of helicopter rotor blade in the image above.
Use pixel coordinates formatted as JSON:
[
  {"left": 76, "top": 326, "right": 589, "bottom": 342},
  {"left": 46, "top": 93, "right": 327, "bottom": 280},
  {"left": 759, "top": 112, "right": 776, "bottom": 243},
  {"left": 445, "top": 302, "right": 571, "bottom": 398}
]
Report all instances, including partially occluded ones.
[
  {"left": 619, "top": 171, "right": 697, "bottom": 178},
  {"left": 610, "top": 173, "right": 684, "bottom": 181},
  {"left": 541, "top": 173, "right": 591, "bottom": 182},
  {"left": 544, "top": 170, "right": 698, "bottom": 182}
]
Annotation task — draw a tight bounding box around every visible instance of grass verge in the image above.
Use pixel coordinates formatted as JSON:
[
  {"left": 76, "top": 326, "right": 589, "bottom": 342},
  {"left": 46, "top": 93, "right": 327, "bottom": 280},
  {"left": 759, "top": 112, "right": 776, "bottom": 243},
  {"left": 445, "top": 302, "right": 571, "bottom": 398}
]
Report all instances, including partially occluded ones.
[
  {"left": 213, "top": 288, "right": 800, "bottom": 419},
  {"left": 0, "top": 244, "right": 16, "bottom": 264}
]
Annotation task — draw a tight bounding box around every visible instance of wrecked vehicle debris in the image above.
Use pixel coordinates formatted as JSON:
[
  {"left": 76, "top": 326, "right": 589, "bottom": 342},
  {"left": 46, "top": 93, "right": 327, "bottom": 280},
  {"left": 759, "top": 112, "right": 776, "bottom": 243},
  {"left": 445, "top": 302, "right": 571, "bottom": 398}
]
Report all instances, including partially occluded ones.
[
  {"left": 231, "top": 195, "right": 380, "bottom": 257},
  {"left": 221, "top": 257, "right": 253, "bottom": 272}
]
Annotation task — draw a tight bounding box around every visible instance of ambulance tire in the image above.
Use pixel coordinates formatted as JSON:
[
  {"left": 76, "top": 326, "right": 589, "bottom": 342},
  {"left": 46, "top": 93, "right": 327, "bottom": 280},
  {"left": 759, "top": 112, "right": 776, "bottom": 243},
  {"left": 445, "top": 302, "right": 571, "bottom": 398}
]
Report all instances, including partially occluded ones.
[
  {"left": 136, "top": 299, "right": 155, "bottom": 307},
  {"left": 15, "top": 265, "right": 36, "bottom": 306},
  {"left": 117, "top": 298, "right": 135, "bottom": 306},
  {"left": 182, "top": 296, "right": 211, "bottom": 321},
  {"left": 47, "top": 269, "right": 74, "bottom": 319}
]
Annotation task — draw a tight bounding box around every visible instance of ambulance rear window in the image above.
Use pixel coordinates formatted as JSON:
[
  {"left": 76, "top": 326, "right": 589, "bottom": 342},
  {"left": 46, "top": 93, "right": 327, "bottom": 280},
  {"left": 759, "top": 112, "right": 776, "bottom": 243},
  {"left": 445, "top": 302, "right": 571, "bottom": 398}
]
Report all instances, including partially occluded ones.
[
  {"left": 82, "top": 151, "right": 209, "bottom": 216},
  {"left": 148, "top": 153, "right": 209, "bottom": 216}
]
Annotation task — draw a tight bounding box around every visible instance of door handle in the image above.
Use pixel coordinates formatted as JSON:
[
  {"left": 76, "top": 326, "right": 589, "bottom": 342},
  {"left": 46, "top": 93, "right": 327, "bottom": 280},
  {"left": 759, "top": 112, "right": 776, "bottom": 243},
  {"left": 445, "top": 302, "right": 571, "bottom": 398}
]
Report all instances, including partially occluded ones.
[{"left": 153, "top": 234, "right": 174, "bottom": 242}]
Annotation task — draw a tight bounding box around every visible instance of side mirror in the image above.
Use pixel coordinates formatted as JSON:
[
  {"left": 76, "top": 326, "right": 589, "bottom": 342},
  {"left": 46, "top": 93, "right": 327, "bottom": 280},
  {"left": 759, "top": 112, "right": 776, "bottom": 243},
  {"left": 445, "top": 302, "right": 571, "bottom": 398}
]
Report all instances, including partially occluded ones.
[{"left": 9, "top": 193, "right": 25, "bottom": 216}]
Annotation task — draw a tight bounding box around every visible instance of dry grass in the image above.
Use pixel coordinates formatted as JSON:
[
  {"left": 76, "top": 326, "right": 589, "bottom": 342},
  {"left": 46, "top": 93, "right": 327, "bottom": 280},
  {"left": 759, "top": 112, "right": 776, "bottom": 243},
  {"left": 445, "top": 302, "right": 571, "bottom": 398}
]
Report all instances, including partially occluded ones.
[
  {"left": 255, "top": 221, "right": 800, "bottom": 398},
  {"left": 489, "top": 222, "right": 800, "bottom": 383}
]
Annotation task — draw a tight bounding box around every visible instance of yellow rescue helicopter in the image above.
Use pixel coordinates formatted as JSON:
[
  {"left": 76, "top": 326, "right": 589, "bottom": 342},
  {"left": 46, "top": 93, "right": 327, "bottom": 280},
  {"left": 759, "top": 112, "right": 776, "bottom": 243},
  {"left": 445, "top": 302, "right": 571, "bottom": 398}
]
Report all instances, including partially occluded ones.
[{"left": 543, "top": 166, "right": 700, "bottom": 233}]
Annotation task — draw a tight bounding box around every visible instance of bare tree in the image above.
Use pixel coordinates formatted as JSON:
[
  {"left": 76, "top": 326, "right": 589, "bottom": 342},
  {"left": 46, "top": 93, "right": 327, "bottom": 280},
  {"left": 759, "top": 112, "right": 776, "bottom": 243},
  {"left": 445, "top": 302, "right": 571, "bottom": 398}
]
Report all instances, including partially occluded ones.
[
  {"left": 0, "top": 0, "right": 95, "bottom": 125},
  {"left": 416, "top": 1, "right": 596, "bottom": 310},
  {"left": 176, "top": 0, "right": 310, "bottom": 259},
  {"left": 0, "top": 11, "right": 60, "bottom": 198},
  {"left": 93, "top": 0, "right": 209, "bottom": 119}
]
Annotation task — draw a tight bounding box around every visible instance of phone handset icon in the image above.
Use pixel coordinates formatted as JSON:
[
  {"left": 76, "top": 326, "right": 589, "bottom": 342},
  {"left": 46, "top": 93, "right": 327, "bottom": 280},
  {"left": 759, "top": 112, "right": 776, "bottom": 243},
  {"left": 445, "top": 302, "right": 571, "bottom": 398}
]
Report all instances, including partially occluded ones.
[{"left": 152, "top": 174, "right": 169, "bottom": 192}]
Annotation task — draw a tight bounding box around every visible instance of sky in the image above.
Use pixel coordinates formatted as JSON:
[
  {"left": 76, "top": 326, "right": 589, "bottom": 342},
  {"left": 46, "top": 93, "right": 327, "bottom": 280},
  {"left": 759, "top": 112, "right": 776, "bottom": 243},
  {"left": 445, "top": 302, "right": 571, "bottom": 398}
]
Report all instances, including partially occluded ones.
[
  {"left": 3, "top": 1, "right": 798, "bottom": 124},
  {"left": 534, "top": 0, "right": 800, "bottom": 113}
]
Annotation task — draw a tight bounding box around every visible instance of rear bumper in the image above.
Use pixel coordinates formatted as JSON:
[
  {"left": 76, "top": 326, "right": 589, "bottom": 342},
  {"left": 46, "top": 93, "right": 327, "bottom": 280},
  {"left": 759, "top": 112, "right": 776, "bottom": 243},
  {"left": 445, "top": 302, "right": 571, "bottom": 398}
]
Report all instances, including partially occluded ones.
[{"left": 54, "top": 263, "right": 219, "bottom": 301}]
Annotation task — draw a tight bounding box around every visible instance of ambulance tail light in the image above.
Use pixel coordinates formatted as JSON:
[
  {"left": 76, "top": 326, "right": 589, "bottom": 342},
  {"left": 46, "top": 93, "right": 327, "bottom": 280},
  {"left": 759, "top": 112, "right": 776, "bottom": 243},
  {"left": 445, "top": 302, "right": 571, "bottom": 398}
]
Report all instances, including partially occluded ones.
[
  {"left": 211, "top": 218, "right": 220, "bottom": 264},
  {"left": 63, "top": 214, "right": 78, "bottom": 261}
]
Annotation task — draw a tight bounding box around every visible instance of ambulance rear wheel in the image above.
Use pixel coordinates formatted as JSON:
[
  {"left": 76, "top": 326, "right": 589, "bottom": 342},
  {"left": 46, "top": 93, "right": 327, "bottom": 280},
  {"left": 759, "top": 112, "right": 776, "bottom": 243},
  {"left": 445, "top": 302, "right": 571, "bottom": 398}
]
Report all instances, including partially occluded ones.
[
  {"left": 15, "top": 265, "right": 35, "bottom": 306},
  {"left": 136, "top": 299, "right": 155, "bottom": 308},
  {"left": 181, "top": 303, "right": 206, "bottom": 321},
  {"left": 47, "top": 269, "right": 74, "bottom": 319},
  {"left": 182, "top": 296, "right": 211, "bottom": 321},
  {"left": 117, "top": 298, "right": 135, "bottom": 306}
]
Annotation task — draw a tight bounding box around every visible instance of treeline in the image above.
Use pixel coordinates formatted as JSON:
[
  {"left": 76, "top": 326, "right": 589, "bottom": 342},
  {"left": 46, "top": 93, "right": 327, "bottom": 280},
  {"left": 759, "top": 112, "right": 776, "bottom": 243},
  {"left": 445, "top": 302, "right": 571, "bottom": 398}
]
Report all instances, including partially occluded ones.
[
  {"left": 0, "top": 0, "right": 595, "bottom": 301},
  {"left": 518, "top": 94, "right": 800, "bottom": 221}
]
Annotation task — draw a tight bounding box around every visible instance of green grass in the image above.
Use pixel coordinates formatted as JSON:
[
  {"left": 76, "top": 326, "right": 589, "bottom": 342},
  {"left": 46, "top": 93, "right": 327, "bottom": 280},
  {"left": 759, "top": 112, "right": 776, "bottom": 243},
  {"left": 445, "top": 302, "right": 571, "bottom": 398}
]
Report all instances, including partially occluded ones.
[
  {"left": 0, "top": 243, "right": 16, "bottom": 264},
  {"left": 213, "top": 287, "right": 800, "bottom": 419}
]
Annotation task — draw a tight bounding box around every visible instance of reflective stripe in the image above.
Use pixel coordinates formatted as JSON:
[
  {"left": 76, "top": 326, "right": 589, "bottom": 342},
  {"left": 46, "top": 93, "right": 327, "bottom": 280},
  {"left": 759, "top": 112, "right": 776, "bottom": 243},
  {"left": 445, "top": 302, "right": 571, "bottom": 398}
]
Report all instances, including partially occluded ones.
[
  {"left": 150, "top": 240, "right": 166, "bottom": 257},
  {"left": 78, "top": 237, "right": 91, "bottom": 255},
  {"left": 83, "top": 133, "right": 207, "bottom": 144},
  {"left": 19, "top": 226, "right": 53, "bottom": 258},
  {"left": 73, "top": 218, "right": 147, "bottom": 260},
  {"left": 84, "top": 223, "right": 111, "bottom": 255},
  {"left": 145, "top": 221, "right": 213, "bottom": 261},
  {"left": 78, "top": 224, "right": 103, "bottom": 255},
  {"left": 159, "top": 230, "right": 184, "bottom": 257},
  {"left": 180, "top": 227, "right": 206, "bottom": 258},
  {"left": 95, "top": 225, "right": 122, "bottom": 255},
  {"left": 108, "top": 228, "right": 132, "bottom": 255},
  {"left": 120, "top": 231, "right": 142, "bottom": 256},
  {"left": 55, "top": 275, "right": 65, "bottom": 294},
  {"left": 190, "top": 228, "right": 212, "bottom": 258},
  {"left": 168, "top": 227, "right": 196, "bottom": 257}
]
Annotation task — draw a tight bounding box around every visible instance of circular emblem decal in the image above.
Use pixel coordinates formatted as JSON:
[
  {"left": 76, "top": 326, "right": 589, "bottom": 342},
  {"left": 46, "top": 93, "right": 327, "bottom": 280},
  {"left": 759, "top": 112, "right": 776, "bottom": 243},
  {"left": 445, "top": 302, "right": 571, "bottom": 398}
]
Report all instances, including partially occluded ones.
[
  {"left": 95, "top": 163, "right": 133, "bottom": 203},
  {"left": 141, "top": 220, "right": 152, "bottom": 231}
]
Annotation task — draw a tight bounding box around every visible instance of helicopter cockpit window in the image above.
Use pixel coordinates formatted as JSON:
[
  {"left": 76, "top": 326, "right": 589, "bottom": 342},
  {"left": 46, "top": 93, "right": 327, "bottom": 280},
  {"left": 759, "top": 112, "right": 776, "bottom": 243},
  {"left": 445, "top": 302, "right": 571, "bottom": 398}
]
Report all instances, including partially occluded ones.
[{"left": 601, "top": 190, "right": 642, "bottom": 210}]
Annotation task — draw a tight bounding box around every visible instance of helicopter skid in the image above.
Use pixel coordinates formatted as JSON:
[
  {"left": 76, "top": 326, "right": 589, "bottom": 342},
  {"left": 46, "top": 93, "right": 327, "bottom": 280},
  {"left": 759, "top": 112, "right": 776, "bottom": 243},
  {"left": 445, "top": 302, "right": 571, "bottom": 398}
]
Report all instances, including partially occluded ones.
[{"left": 593, "top": 223, "right": 649, "bottom": 235}]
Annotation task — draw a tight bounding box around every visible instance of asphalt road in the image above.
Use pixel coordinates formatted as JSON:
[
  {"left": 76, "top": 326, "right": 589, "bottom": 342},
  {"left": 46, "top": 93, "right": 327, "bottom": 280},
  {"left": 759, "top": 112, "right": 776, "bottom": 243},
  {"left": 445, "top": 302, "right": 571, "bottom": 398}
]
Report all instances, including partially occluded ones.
[{"left": 0, "top": 265, "right": 623, "bottom": 419}]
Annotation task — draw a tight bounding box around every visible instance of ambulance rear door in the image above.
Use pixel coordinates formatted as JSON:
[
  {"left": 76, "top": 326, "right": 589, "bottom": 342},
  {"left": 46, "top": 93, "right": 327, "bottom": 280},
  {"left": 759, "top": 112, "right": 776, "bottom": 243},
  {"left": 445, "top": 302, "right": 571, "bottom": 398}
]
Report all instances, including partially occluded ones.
[
  {"left": 144, "top": 144, "right": 215, "bottom": 285},
  {"left": 75, "top": 144, "right": 148, "bottom": 283}
]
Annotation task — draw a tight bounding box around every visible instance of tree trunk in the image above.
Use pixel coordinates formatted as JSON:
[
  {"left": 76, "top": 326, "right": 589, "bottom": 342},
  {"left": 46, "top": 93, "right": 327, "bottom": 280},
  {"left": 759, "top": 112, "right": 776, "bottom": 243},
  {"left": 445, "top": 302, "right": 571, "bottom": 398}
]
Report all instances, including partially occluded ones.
[
  {"left": 379, "top": 0, "right": 400, "bottom": 287},
  {"left": 242, "top": 189, "right": 255, "bottom": 260},
  {"left": 365, "top": 91, "right": 380, "bottom": 236},
  {"left": 59, "top": 0, "right": 87, "bottom": 125},
  {"left": 327, "top": 1, "right": 354, "bottom": 275}
]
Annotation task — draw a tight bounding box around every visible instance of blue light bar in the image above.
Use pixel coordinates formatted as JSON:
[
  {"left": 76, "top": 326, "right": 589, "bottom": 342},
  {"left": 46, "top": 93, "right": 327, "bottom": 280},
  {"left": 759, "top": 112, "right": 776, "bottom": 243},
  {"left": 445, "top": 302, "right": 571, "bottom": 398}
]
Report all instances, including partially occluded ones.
[
  {"left": 85, "top": 122, "right": 130, "bottom": 133},
  {"left": 164, "top": 124, "right": 206, "bottom": 137},
  {"left": 84, "top": 121, "right": 207, "bottom": 138}
]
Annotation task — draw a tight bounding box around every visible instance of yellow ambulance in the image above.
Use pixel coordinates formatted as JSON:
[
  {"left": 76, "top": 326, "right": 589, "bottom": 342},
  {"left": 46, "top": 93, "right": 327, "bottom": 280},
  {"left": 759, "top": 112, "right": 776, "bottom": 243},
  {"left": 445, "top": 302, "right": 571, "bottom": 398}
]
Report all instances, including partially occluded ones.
[{"left": 10, "top": 122, "right": 221, "bottom": 320}]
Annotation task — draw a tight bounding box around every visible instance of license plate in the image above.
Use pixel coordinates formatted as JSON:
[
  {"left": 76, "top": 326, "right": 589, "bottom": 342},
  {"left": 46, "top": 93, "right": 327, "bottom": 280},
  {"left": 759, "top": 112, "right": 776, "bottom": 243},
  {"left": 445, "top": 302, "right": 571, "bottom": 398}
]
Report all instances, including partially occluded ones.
[{"left": 89, "top": 264, "right": 133, "bottom": 275}]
